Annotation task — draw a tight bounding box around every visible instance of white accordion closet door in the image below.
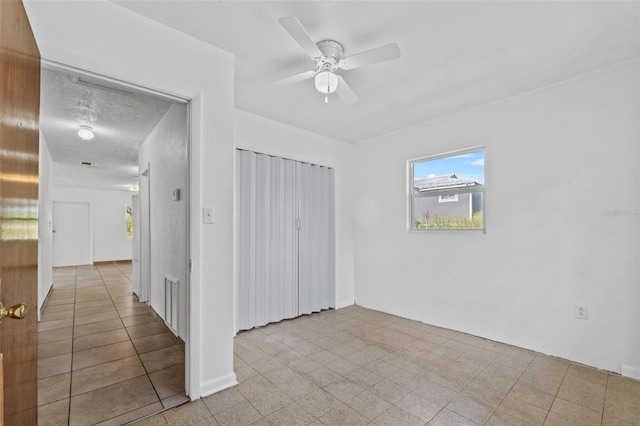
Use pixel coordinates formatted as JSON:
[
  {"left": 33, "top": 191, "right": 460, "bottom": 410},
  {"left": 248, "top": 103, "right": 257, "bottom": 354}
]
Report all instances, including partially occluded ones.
[
  {"left": 237, "top": 149, "right": 335, "bottom": 331},
  {"left": 298, "top": 162, "right": 335, "bottom": 315}
]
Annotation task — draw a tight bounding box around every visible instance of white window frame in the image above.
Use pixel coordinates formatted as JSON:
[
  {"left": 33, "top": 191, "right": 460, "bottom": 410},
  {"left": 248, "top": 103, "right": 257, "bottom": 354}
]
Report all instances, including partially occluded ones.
[{"left": 408, "top": 146, "right": 486, "bottom": 232}]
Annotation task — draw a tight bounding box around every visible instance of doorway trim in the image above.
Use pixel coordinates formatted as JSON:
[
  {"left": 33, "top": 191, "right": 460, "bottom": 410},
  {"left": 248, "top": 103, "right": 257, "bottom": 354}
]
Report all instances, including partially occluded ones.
[{"left": 40, "top": 58, "right": 194, "bottom": 398}]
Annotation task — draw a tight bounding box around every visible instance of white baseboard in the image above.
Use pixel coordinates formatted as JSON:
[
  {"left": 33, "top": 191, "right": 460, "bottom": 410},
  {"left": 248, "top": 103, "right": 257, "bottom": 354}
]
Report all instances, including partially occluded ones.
[
  {"left": 336, "top": 299, "right": 355, "bottom": 309},
  {"left": 621, "top": 365, "right": 640, "bottom": 380},
  {"left": 200, "top": 372, "right": 238, "bottom": 398}
]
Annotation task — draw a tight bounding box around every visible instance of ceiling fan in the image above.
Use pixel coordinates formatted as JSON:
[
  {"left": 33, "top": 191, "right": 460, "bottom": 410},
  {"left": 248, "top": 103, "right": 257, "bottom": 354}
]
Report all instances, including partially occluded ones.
[{"left": 275, "top": 16, "right": 401, "bottom": 105}]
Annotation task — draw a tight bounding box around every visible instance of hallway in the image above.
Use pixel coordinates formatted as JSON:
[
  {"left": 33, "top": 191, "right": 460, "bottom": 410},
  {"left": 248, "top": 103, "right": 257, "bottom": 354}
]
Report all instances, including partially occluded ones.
[{"left": 37, "top": 262, "right": 188, "bottom": 425}]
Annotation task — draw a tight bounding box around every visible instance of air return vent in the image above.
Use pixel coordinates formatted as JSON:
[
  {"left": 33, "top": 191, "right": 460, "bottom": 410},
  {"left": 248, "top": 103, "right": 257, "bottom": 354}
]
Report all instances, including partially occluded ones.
[{"left": 164, "top": 275, "right": 179, "bottom": 335}]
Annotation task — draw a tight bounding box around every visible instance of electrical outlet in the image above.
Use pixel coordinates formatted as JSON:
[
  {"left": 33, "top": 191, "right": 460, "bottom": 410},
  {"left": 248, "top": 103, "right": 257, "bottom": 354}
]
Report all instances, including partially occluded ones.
[{"left": 575, "top": 305, "right": 588, "bottom": 320}]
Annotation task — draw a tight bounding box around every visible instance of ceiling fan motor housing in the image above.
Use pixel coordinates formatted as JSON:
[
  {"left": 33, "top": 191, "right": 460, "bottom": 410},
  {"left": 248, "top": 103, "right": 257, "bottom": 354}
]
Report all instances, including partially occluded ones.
[{"left": 316, "top": 40, "right": 344, "bottom": 72}]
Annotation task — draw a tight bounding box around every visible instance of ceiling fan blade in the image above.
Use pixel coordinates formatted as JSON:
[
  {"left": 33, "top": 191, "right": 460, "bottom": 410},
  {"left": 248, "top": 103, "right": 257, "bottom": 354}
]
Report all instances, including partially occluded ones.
[
  {"left": 279, "top": 17, "right": 324, "bottom": 60},
  {"left": 335, "top": 75, "right": 358, "bottom": 105},
  {"left": 339, "top": 42, "right": 401, "bottom": 70},
  {"left": 271, "top": 70, "right": 316, "bottom": 86}
]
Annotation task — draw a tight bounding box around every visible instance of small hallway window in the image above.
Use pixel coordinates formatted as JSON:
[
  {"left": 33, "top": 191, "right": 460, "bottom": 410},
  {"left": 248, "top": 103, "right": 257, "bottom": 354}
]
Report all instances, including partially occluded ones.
[
  {"left": 410, "top": 148, "right": 485, "bottom": 231},
  {"left": 126, "top": 205, "right": 133, "bottom": 238}
]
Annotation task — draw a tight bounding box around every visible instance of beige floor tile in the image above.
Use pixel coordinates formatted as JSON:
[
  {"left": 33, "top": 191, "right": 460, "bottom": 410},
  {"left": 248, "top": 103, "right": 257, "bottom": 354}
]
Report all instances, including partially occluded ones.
[
  {"left": 297, "top": 389, "right": 342, "bottom": 417},
  {"left": 162, "top": 400, "right": 215, "bottom": 426},
  {"left": 42, "top": 303, "right": 75, "bottom": 314},
  {"left": 40, "top": 309, "right": 74, "bottom": 321},
  {"left": 263, "top": 402, "right": 315, "bottom": 426},
  {"left": 38, "top": 372, "right": 71, "bottom": 406},
  {"left": 303, "top": 365, "right": 342, "bottom": 388},
  {"left": 498, "top": 394, "right": 548, "bottom": 426},
  {"left": 549, "top": 398, "right": 602, "bottom": 426},
  {"left": 602, "top": 398, "right": 640, "bottom": 426},
  {"left": 132, "top": 333, "right": 176, "bottom": 354},
  {"left": 73, "top": 327, "right": 130, "bottom": 351},
  {"left": 370, "top": 405, "right": 424, "bottom": 426},
  {"left": 69, "top": 376, "right": 159, "bottom": 425},
  {"left": 127, "top": 321, "right": 169, "bottom": 339},
  {"left": 71, "top": 355, "right": 146, "bottom": 396},
  {"left": 508, "top": 382, "right": 555, "bottom": 410},
  {"left": 38, "top": 338, "right": 73, "bottom": 359},
  {"left": 72, "top": 340, "right": 137, "bottom": 370},
  {"left": 428, "top": 408, "right": 480, "bottom": 425},
  {"left": 123, "top": 313, "right": 157, "bottom": 327},
  {"left": 319, "top": 402, "right": 369, "bottom": 426},
  {"left": 74, "top": 299, "right": 114, "bottom": 310},
  {"left": 556, "top": 376, "right": 606, "bottom": 413},
  {"left": 214, "top": 400, "right": 263, "bottom": 426},
  {"left": 38, "top": 399, "right": 70, "bottom": 426},
  {"left": 149, "top": 364, "right": 185, "bottom": 399},
  {"left": 95, "top": 402, "right": 164, "bottom": 426},
  {"left": 38, "top": 353, "right": 72, "bottom": 379},
  {"left": 323, "top": 378, "right": 365, "bottom": 402},
  {"left": 247, "top": 388, "right": 293, "bottom": 416},
  {"left": 345, "top": 367, "right": 384, "bottom": 389},
  {"left": 74, "top": 310, "right": 120, "bottom": 325},
  {"left": 73, "top": 317, "right": 124, "bottom": 337},
  {"left": 118, "top": 306, "right": 151, "bottom": 318},
  {"left": 38, "top": 326, "right": 73, "bottom": 344},
  {"left": 565, "top": 364, "right": 608, "bottom": 386},
  {"left": 161, "top": 393, "right": 190, "bottom": 409},
  {"left": 139, "top": 345, "right": 185, "bottom": 373},
  {"left": 346, "top": 389, "right": 392, "bottom": 420},
  {"left": 202, "top": 387, "right": 247, "bottom": 414},
  {"left": 74, "top": 304, "right": 117, "bottom": 317},
  {"left": 486, "top": 408, "right": 533, "bottom": 426}
]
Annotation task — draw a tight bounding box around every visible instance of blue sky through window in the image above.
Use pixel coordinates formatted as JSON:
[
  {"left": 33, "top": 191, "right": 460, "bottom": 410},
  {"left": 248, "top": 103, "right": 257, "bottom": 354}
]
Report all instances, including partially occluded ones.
[{"left": 414, "top": 150, "right": 484, "bottom": 184}]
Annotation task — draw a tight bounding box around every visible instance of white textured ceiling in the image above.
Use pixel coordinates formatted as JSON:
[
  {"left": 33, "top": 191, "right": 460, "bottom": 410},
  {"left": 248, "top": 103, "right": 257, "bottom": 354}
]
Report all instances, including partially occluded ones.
[
  {"left": 40, "top": 67, "right": 174, "bottom": 190},
  {"left": 114, "top": 1, "right": 639, "bottom": 143}
]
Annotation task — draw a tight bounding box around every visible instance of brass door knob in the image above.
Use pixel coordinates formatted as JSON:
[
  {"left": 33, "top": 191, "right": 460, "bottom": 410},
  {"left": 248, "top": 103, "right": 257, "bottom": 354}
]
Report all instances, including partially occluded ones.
[{"left": 0, "top": 302, "right": 26, "bottom": 321}]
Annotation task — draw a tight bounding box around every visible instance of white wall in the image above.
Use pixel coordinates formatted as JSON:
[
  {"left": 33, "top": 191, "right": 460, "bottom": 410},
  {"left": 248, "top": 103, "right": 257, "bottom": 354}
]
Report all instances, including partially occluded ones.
[
  {"left": 38, "top": 132, "right": 54, "bottom": 318},
  {"left": 53, "top": 186, "right": 133, "bottom": 262},
  {"left": 24, "top": 0, "right": 236, "bottom": 397},
  {"left": 354, "top": 61, "right": 640, "bottom": 377},
  {"left": 234, "top": 110, "right": 356, "bottom": 314},
  {"left": 139, "top": 103, "right": 188, "bottom": 339}
]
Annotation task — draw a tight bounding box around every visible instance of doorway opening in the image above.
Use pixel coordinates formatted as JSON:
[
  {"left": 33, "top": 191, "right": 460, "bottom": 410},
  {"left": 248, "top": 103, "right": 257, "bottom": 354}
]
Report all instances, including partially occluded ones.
[{"left": 38, "top": 60, "right": 192, "bottom": 424}]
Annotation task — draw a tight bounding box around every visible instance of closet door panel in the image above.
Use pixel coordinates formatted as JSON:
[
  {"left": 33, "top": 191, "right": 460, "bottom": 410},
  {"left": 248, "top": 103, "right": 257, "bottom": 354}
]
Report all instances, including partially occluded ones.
[
  {"left": 298, "top": 163, "right": 335, "bottom": 315},
  {"left": 237, "top": 151, "right": 299, "bottom": 331},
  {"left": 269, "top": 157, "right": 298, "bottom": 322},
  {"left": 237, "top": 150, "right": 256, "bottom": 330}
]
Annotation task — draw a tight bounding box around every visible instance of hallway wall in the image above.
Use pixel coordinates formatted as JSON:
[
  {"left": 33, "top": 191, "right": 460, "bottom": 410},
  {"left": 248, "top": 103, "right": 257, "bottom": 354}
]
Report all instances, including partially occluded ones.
[
  {"left": 139, "top": 103, "right": 188, "bottom": 339},
  {"left": 24, "top": 0, "right": 236, "bottom": 397},
  {"left": 52, "top": 186, "right": 133, "bottom": 262}
]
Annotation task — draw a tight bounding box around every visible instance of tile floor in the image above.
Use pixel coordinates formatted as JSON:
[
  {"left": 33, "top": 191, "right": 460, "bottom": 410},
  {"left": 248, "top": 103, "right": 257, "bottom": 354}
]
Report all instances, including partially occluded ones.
[
  {"left": 37, "top": 262, "right": 188, "bottom": 426},
  {"left": 135, "top": 305, "right": 640, "bottom": 425}
]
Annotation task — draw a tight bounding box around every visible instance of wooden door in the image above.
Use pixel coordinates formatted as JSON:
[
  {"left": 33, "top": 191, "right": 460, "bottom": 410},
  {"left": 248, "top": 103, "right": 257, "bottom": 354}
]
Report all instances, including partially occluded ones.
[{"left": 0, "top": 1, "right": 41, "bottom": 424}]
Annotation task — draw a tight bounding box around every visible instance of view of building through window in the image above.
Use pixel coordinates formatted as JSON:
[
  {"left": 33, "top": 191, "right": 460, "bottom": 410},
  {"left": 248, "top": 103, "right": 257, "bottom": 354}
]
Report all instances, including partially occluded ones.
[{"left": 410, "top": 148, "right": 485, "bottom": 230}]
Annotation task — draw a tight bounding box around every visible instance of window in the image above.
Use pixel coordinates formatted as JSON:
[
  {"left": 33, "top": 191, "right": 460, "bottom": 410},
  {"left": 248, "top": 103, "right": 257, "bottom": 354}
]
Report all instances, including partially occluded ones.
[
  {"left": 126, "top": 205, "right": 133, "bottom": 238},
  {"left": 410, "top": 147, "right": 485, "bottom": 231}
]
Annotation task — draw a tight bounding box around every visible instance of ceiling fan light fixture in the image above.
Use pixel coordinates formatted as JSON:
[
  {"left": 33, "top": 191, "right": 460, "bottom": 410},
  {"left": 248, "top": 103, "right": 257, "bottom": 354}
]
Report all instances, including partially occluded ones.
[
  {"left": 314, "top": 71, "right": 338, "bottom": 94},
  {"left": 77, "top": 125, "right": 94, "bottom": 141}
]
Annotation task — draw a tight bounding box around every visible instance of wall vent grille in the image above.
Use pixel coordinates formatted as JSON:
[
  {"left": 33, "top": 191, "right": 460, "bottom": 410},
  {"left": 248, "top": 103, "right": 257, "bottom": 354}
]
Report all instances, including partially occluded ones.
[{"left": 164, "top": 275, "right": 179, "bottom": 334}]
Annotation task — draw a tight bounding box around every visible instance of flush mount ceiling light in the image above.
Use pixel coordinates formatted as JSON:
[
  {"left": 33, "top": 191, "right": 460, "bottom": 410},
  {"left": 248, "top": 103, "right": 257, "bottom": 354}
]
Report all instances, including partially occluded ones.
[{"left": 77, "top": 125, "right": 94, "bottom": 141}]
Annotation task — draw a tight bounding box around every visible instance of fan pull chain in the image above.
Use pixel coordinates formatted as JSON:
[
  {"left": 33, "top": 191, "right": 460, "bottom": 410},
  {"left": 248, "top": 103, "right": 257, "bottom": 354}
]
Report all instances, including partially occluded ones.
[{"left": 325, "top": 80, "right": 330, "bottom": 103}]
